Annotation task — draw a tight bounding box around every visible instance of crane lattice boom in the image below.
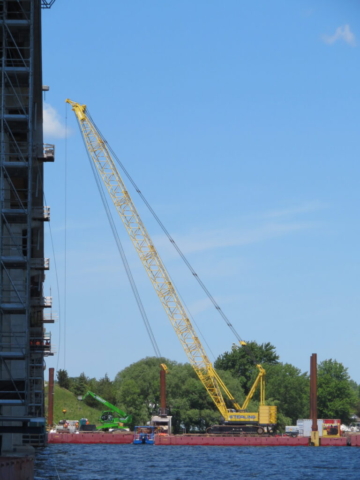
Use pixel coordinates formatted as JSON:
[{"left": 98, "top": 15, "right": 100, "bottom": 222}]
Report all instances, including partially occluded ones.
[
  {"left": 67, "top": 99, "right": 277, "bottom": 430},
  {"left": 66, "top": 99, "right": 234, "bottom": 418}
]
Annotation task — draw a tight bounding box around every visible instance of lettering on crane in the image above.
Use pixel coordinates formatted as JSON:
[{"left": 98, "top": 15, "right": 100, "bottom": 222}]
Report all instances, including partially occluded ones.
[{"left": 229, "top": 414, "right": 257, "bottom": 420}]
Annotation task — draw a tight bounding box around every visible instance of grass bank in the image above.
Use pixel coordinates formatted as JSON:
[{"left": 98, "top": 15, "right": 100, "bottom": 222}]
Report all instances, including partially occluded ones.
[{"left": 45, "top": 384, "right": 101, "bottom": 426}]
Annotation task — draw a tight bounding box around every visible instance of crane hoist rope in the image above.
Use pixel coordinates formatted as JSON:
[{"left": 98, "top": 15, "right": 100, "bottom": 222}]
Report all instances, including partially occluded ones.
[
  {"left": 86, "top": 111, "right": 266, "bottom": 369},
  {"left": 96, "top": 116, "right": 243, "bottom": 344},
  {"left": 84, "top": 108, "right": 260, "bottom": 366},
  {"left": 75, "top": 108, "right": 212, "bottom": 360},
  {"left": 87, "top": 149, "right": 161, "bottom": 358},
  {"left": 88, "top": 137, "right": 211, "bottom": 360},
  {"left": 66, "top": 99, "right": 277, "bottom": 432},
  {"left": 66, "top": 99, "right": 232, "bottom": 417}
]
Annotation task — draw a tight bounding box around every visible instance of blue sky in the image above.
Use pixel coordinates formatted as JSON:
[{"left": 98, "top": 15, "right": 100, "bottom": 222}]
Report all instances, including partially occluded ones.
[{"left": 41, "top": 1, "right": 360, "bottom": 384}]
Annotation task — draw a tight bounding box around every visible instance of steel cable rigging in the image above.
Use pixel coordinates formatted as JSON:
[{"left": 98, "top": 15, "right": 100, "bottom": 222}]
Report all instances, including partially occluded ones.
[
  {"left": 78, "top": 124, "right": 162, "bottom": 358},
  {"left": 86, "top": 110, "right": 244, "bottom": 346},
  {"left": 84, "top": 111, "right": 216, "bottom": 360}
]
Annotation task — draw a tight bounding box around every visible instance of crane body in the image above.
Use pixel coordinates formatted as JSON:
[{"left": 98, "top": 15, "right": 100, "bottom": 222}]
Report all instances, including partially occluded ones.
[
  {"left": 80, "top": 391, "right": 132, "bottom": 430},
  {"left": 67, "top": 99, "right": 277, "bottom": 434}
]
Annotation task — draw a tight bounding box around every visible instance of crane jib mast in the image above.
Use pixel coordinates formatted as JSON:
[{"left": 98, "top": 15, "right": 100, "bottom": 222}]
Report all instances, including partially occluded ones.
[{"left": 66, "top": 99, "right": 277, "bottom": 433}]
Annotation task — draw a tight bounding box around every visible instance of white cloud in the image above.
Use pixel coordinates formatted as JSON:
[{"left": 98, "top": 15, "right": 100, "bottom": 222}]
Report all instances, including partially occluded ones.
[
  {"left": 322, "top": 24, "right": 356, "bottom": 47},
  {"left": 262, "top": 201, "right": 327, "bottom": 219},
  {"left": 149, "top": 201, "right": 325, "bottom": 259},
  {"left": 303, "top": 8, "right": 314, "bottom": 18},
  {"left": 176, "top": 222, "right": 316, "bottom": 255},
  {"left": 188, "top": 293, "right": 240, "bottom": 317},
  {"left": 152, "top": 220, "right": 318, "bottom": 259},
  {"left": 43, "top": 102, "right": 72, "bottom": 138}
]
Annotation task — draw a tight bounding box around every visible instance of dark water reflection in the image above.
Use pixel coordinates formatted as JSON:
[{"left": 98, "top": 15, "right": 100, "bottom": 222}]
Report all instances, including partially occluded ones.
[{"left": 35, "top": 444, "right": 359, "bottom": 480}]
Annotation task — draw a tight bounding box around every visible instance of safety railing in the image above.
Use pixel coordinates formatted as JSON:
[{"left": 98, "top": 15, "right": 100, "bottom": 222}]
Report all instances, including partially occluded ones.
[
  {"left": 31, "top": 258, "right": 50, "bottom": 270},
  {"left": 31, "top": 296, "right": 52, "bottom": 308},
  {"left": 32, "top": 207, "right": 50, "bottom": 221},
  {"left": 41, "top": 143, "right": 55, "bottom": 162}
]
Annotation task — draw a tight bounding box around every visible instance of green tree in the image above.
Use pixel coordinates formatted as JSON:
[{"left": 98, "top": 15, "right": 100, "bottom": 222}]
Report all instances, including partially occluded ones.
[
  {"left": 317, "top": 359, "right": 357, "bottom": 424},
  {"left": 214, "top": 341, "right": 279, "bottom": 394},
  {"left": 349, "top": 381, "right": 360, "bottom": 418},
  {"left": 96, "top": 373, "right": 116, "bottom": 405},
  {"left": 117, "top": 378, "right": 149, "bottom": 427},
  {"left": 265, "top": 363, "right": 309, "bottom": 424},
  {"left": 71, "top": 372, "right": 89, "bottom": 397},
  {"left": 56, "top": 369, "right": 70, "bottom": 389},
  {"left": 114, "top": 357, "right": 247, "bottom": 433},
  {"left": 81, "top": 373, "right": 117, "bottom": 409},
  {"left": 115, "top": 357, "right": 172, "bottom": 428}
]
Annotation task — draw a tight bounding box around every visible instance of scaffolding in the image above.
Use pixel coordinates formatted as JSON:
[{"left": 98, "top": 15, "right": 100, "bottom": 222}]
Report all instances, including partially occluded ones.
[
  {"left": 41, "top": 1, "right": 56, "bottom": 9},
  {"left": 0, "top": 0, "right": 53, "bottom": 450}
]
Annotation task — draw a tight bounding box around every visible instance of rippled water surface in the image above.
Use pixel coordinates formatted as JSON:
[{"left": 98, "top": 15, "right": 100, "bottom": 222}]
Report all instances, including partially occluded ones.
[{"left": 35, "top": 444, "right": 359, "bottom": 480}]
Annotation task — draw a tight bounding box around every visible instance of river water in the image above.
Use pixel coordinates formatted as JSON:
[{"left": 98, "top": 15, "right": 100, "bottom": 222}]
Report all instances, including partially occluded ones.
[{"left": 35, "top": 444, "right": 359, "bottom": 480}]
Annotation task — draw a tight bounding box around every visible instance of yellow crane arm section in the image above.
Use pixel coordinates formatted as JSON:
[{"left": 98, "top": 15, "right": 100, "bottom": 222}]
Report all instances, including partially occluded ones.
[
  {"left": 241, "top": 365, "right": 265, "bottom": 410},
  {"left": 66, "top": 99, "right": 240, "bottom": 420}
]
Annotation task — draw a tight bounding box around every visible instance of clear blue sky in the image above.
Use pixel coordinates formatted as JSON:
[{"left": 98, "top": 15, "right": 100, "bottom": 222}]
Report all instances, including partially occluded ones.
[{"left": 41, "top": 1, "right": 360, "bottom": 384}]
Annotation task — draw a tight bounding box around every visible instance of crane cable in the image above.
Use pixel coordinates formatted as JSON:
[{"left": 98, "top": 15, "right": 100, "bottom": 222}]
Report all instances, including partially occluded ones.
[
  {"left": 63, "top": 104, "right": 68, "bottom": 370},
  {"left": 95, "top": 126, "right": 244, "bottom": 345},
  {"left": 80, "top": 129, "right": 162, "bottom": 358},
  {"left": 86, "top": 112, "right": 218, "bottom": 361},
  {"left": 79, "top": 107, "right": 262, "bottom": 378},
  {"left": 84, "top": 111, "right": 269, "bottom": 374},
  {"left": 75, "top": 109, "right": 215, "bottom": 361}
]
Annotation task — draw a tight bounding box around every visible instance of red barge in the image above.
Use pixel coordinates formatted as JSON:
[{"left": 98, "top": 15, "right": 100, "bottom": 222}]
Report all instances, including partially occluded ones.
[{"left": 48, "top": 432, "right": 360, "bottom": 447}]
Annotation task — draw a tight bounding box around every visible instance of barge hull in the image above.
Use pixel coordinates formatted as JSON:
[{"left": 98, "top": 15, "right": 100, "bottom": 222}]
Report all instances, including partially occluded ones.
[
  {"left": 0, "top": 456, "right": 34, "bottom": 480},
  {"left": 48, "top": 432, "right": 133, "bottom": 444},
  {"left": 48, "top": 433, "right": 360, "bottom": 447},
  {"left": 156, "top": 435, "right": 309, "bottom": 446}
]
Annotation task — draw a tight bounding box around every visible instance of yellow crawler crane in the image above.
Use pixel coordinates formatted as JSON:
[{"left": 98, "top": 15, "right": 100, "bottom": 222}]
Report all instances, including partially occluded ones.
[{"left": 66, "top": 99, "right": 277, "bottom": 434}]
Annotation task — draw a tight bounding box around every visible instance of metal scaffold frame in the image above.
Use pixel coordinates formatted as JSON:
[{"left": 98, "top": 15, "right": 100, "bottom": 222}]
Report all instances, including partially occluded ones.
[
  {"left": 41, "top": 1, "right": 56, "bottom": 9},
  {"left": 0, "top": 0, "right": 54, "bottom": 450}
]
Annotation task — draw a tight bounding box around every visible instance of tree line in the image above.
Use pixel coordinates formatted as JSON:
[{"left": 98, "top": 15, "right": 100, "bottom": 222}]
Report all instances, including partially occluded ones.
[{"left": 56, "top": 341, "right": 360, "bottom": 433}]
